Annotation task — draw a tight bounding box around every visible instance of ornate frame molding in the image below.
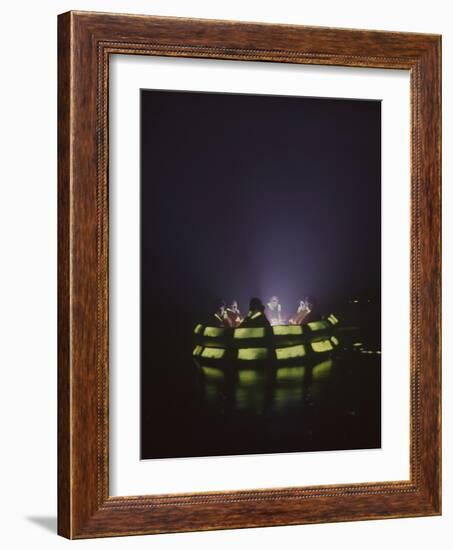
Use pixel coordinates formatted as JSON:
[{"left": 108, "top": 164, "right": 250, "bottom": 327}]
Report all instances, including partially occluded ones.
[{"left": 58, "top": 11, "right": 441, "bottom": 538}]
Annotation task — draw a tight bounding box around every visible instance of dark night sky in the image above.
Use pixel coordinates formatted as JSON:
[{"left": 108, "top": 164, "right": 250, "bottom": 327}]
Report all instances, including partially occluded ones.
[{"left": 141, "top": 89, "right": 380, "bottom": 362}]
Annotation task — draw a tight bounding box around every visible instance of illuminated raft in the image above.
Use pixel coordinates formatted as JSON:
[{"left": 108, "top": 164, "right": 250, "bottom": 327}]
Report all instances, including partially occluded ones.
[{"left": 192, "top": 314, "right": 340, "bottom": 371}]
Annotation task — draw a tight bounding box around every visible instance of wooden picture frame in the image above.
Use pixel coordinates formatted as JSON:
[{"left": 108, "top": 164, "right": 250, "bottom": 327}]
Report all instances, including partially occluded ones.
[{"left": 58, "top": 10, "right": 441, "bottom": 539}]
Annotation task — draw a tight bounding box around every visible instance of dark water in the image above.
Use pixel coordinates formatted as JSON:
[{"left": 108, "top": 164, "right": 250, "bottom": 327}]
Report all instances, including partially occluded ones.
[{"left": 141, "top": 304, "right": 381, "bottom": 459}]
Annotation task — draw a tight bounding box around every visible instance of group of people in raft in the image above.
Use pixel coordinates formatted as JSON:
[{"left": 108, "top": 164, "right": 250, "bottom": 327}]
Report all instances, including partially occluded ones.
[{"left": 214, "top": 296, "right": 312, "bottom": 328}]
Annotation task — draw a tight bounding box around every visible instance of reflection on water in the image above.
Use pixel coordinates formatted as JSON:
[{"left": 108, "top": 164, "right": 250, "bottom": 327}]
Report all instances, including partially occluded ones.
[
  {"left": 141, "top": 309, "right": 381, "bottom": 459},
  {"left": 200, "top": 358, "right": 333, "bottom": 414},
  {"left": 191, "top": 320, "right": 381, "bottom": 455},
  {"left": 273, "top": 384, "right": 304, "bottom": 413}
]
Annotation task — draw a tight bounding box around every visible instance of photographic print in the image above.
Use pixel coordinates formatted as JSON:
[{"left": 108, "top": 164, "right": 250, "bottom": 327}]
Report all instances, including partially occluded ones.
[{"left": 140, "top": 89, "right": 381, "bottom": 460}]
